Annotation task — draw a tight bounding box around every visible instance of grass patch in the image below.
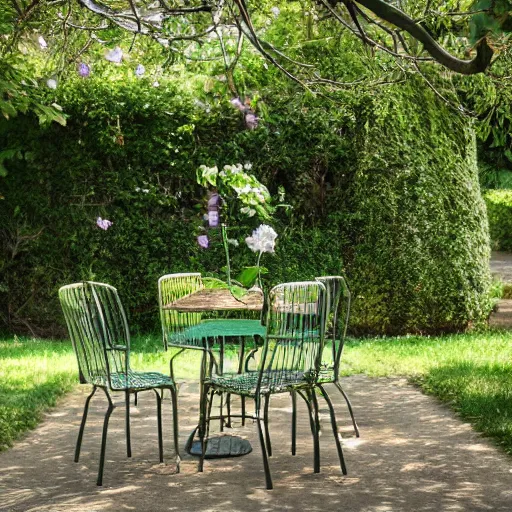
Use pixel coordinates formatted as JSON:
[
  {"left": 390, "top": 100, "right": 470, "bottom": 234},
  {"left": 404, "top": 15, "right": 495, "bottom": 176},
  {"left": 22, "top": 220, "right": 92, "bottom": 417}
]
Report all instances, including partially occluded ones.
[
  {"left": 2, "top": 331, "right": 512, "bottom": 456},
  {"left": 0, "top": 333, "right": 225, "bottom": 450}
]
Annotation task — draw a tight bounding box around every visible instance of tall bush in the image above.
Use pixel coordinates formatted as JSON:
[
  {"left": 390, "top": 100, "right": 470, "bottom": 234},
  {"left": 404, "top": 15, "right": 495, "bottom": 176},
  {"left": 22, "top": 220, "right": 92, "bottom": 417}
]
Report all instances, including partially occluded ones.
[{"left": 0, "top": 74, "right": 491, "bottom": 335}]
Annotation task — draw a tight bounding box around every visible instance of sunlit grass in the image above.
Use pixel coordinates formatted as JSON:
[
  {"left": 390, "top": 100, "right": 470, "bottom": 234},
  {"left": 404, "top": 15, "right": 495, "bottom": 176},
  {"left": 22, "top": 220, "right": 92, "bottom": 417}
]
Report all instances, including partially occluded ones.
[{"left": 2, "top": 331, "right": 512, "bottom": 455}]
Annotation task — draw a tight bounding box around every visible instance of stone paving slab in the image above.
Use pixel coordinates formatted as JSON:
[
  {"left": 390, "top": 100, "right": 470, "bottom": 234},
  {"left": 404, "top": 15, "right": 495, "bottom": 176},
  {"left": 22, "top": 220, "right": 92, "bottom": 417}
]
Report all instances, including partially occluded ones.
[
  {"left": 1, "top": 376, "right": 512, "bottom": 511},
  {"left": 490, "top": 251, "right": 512, "bottom": 284}
]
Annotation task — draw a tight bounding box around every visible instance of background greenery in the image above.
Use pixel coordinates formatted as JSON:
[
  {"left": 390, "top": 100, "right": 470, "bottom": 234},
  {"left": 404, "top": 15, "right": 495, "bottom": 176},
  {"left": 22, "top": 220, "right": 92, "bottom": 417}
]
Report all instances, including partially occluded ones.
[
  {"left": 0, "top": 64, "right": 492, "bottom": 335},
  {"left": 484, "top": 190, "right": 512, "bottom": 251}
]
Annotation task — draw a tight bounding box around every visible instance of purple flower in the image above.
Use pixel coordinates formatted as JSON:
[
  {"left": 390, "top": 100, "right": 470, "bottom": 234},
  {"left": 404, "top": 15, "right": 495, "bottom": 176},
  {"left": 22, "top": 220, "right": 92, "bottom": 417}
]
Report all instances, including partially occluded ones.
[
  {"left": 105, "top": 47, "right": 123, "bottom": 63},
  {"left": 208, "top": 211, "right": 219, "bottom": 228},
  {"left": 197, "top": 235, "right": 209, "bottom": 249},
  {"left": 96, "top": 217, "right": 113, "bottom": 230},
  {"left": 230, "top": 97, "right": 245, "bottom": 111},
  {"left": 78, "top": 63, "right": 90, "bottom": 78},
  {"left": 135, "top": 64, "right": 145, "bottom": 77},
  {"left": 245, "top": 113, "right": 259, "bottom": 130},
  {"left": 207, "top": 192, "right": 220, "bottom": 208}
]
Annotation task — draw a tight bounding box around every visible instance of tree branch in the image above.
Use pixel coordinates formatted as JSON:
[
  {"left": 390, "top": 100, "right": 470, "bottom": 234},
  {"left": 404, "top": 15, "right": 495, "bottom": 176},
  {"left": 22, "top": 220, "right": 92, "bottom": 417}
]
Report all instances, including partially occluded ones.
[{"left": 354, "top": 0, "right": 493, "bottom": 74}]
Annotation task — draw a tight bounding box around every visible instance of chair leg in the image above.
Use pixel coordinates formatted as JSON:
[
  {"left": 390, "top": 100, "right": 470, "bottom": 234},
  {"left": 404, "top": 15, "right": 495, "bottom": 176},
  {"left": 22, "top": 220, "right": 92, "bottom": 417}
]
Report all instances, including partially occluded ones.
[
  {"left": 125, "top": 390, "right": 132, "bottom": 458},
  {"left": 319, "top": 384, "right": 348, "bottom": 475},
  {"left": 291, "top": 390, "right": 297, "bottom": 456},
  {"left": 297, "top": 390, "right": 320, "bottom": 474},
  {"left": 75, "top": 386, "right": 97, "bottom": 463},
  {"left": 334, "top": 381, "right": 360, "bottom": 437},
  {"left": 198, "top": 384, "right": 210, "bottom": 473},
  {"left": 219, "top": 393, "right": 224, "bottom": 432},
  {"left": 134, "top": 391, "right": 138, "bottom": 407},
  {"left": 169, "top": 386, "right": 181, "bottom": 472},
  {"left": 97, "top": 388, "right": 115, "bottom": 486},
  {"left": 154, "top": 389, "right": 164, "bottom": 463},
  {"left": 255, "top": 399, "right": 273, "bottom": 490},
  {"left": 241, "top": 396, "right": 246, "bottom": 426},
  {"left": 263, "top": 394, "right": 272, "bottom": 457},
  {"left": 226, "top": 393, "right": 232, "bottom": 428},
  {"left": 310, "top": 390, "right": 321, "bottom": 474}
]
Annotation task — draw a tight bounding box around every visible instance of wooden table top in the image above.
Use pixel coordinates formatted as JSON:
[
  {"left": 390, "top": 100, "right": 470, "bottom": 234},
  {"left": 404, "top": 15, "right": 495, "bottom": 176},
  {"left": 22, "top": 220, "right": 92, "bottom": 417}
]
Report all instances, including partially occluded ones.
[{"left": 162, "top": 287, "right": 264, "bottom": 312}]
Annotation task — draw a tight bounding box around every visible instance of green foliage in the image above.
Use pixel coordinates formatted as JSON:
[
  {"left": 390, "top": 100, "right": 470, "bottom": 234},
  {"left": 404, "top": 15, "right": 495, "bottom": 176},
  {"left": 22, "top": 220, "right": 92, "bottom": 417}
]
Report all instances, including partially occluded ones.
[
  {"left": 345, "top": 79, "right": 491, "bottom": 334},
  {"left": 0, "top": 68, "right": 491, "bottom": 335},
  {"left": 483, "top": 190, "right": 512, "bottom": 250}
]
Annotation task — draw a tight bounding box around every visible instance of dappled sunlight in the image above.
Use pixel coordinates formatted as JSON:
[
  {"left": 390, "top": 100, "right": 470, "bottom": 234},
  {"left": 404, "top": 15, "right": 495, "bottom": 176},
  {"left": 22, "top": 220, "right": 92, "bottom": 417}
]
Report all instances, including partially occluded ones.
[{"left": 1, "top": 378, "right": 512, "bottom": 511}]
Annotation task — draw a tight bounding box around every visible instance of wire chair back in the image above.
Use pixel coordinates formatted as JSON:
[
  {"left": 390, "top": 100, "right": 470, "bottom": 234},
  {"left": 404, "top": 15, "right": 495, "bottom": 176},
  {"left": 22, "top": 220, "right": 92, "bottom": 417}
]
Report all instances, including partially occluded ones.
[
  {"left": 256, "top": 281, "right": 327, "bottom": 392},
  {"left": 158, "top": 273, "right": 204, "bottom": 350},
  {"left": 315, "top": 276, "right": 351, "bottom": 377},
  {"left": 59, "top": 281, "right": 129, "bottom": 388}
]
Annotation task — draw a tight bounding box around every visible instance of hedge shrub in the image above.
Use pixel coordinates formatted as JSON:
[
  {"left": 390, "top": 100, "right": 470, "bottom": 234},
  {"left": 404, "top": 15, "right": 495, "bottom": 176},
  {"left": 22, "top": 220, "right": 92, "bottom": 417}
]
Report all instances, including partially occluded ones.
[
  {"left": 0, "top": 73, "right": 492, "bottom": 335},
  {"left": 484, "top": 190, "right": 512, "bottom": 251}
]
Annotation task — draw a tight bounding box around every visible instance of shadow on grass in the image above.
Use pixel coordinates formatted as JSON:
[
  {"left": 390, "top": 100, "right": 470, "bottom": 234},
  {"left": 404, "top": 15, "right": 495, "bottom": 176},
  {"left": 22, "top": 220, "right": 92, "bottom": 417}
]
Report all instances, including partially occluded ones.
[{"left": 417, "top": 361, "right": 512, "bottom": 454}]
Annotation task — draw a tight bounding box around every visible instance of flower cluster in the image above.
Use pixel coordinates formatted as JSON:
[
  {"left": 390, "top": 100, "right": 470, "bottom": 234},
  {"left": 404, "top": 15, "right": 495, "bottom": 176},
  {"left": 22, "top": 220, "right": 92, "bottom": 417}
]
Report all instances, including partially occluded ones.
[
  {"left": 197, "top": 164, "right": 272, "bottom": 219},
  {"left": 196, "top": 163, "right": 277, "bottom": 289}
]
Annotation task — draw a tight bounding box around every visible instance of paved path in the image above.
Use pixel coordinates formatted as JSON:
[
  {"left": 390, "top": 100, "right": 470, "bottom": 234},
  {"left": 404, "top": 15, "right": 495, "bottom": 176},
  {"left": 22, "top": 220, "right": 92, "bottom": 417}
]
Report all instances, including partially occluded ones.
[
  {"left": 490, "top": 251, "right": 512, "bottom": 328},
  {"left": 490, "top": 251, "right": 512, "bottom": 283},
  {"left": 1, "top": 376, "right": 511, "bottom": 511}
]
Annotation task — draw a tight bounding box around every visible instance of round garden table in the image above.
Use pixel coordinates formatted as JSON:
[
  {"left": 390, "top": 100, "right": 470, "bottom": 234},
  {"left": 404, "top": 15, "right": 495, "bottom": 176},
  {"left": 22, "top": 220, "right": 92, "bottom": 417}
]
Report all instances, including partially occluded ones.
[{"left": 162, "top": 287, "right": 266, "bottom": 458}]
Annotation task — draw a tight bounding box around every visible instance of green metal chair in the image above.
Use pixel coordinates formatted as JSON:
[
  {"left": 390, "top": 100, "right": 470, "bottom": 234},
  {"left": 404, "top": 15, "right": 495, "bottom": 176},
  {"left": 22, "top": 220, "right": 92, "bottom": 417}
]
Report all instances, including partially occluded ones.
[
  {"left": 198, "top": 281, "right": 348, "bottom": 489},
  {"left": 59, "top": 281, "right": 180, "bottom": 486},
  {"left": 289, "top": 275, "right": 358, "bottom": 456},
  {"left": 315, "top": 275, "right": 359, "bottom": 436},
  {"left": 158, "top": 273, "right": 205, "bottom": 380},
  {"left": 158, "top": 273, "right": 265, "bottom": 435}
]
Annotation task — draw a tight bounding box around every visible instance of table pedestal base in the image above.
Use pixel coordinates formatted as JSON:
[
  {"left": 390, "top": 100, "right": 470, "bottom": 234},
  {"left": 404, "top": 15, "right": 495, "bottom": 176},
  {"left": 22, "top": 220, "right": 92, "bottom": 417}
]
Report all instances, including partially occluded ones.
[{"left": 187, "top": 435, "right": 252, "bottom": 459}]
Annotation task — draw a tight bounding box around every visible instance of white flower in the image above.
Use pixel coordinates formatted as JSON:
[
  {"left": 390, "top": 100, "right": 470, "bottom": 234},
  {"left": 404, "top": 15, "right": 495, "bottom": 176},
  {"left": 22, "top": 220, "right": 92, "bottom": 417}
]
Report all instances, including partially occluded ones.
[
  {"left": 240, "top": 206, "right": 256, "bottom": 217},
  {"left": 152, "top": 81, "right": 160, "bottom": 87},
  {"left": 142, "top": 189, "right": 149, "bottom": 193},
  {"left": 271, "top": 6, "right": 280, "bottom": 17},
  {"left": 228, "top": 238, "right": 239, "bottom": 247},
  {"left": 38, "top": 36, "right": 47, "bottom": 49},
  {"left": 244, "top": 162, "right": 253, "bottom": 170},
  {"left": 245, "top": 224, "right": 278, "bottom": 253},
  {"left": 46, "top": 78, "right": 57, "bottom": 90}
]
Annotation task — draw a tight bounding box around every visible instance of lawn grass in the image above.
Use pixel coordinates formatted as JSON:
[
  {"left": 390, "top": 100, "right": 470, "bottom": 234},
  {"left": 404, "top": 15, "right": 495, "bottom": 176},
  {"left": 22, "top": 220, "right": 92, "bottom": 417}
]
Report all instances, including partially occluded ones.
[{"left": 1, "top": 331, "right": 512, "bottom": 456}]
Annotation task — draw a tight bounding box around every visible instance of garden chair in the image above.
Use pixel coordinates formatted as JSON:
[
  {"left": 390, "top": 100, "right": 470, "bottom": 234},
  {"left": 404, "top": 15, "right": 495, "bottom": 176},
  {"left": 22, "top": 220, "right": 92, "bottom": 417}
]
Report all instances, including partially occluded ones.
[
  {"left": 289, "top": 275, "right": 358, "bottom": 454},
  {"left": 315, "top": 275, "right": 359, "bottom": 436},
  {"left": 198, "top": 281, "right": 348, "bottom": 489},
  {"left": 59, "top": 281, "right": 180, "bottom": 486},
  {"left": 158, "top": 273, "right": 204, "bottom": 380},
  {"left": 158, "top": 272, "right": 264, "bottom": 437}
]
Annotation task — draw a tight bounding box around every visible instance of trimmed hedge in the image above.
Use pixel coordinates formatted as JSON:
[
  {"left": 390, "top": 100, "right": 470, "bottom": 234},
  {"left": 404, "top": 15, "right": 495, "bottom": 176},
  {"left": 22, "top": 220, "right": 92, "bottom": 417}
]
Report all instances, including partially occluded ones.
[
  {"left": 484, "top": 190, "right": 512, "bottom": 251},
  {"left": 0, "top": 74, "right": 492, "bottom": 335}
]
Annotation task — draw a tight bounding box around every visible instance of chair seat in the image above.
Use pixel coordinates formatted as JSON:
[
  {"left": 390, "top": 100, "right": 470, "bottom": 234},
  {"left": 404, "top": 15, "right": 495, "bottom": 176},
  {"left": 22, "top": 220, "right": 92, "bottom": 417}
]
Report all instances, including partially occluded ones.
[
  {"left": 206, "top": 369, "right": 317, "bottom": 396},
  {"left": 91, "top": 370, "right": 174, "bottom": 391}
]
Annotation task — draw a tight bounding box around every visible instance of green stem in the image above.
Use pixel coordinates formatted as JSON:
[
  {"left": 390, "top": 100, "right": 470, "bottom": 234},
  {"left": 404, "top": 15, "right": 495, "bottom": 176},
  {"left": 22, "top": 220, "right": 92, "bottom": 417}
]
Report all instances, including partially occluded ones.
[
  {"left": 256, "top": 250, "right": 263, "bottom": 289},
  {"left": 221, "top": 223, "right": 232, "bottom": 286}
]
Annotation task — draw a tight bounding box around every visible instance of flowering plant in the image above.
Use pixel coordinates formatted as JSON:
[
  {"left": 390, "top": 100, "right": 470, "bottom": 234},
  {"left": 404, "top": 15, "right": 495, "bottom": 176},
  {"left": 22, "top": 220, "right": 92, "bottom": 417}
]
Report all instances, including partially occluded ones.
[{"left": 195, "top": 163, "right": 277, "bottom": 293}]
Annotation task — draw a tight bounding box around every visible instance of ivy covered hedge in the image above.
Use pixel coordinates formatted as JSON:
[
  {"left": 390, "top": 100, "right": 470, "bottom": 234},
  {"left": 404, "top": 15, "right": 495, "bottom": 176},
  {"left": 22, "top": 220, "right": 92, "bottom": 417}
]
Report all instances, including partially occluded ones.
[
  {"left": 0, "top": 74, "right": 491, "bottom": 335},
  {"left": 484, "top": 190, "right": 512, "bottom": 251}
]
